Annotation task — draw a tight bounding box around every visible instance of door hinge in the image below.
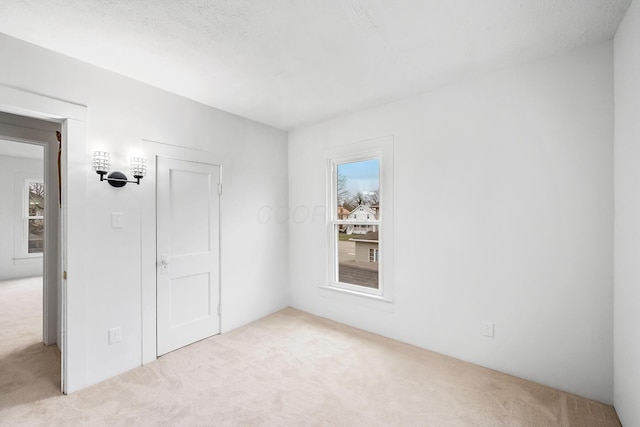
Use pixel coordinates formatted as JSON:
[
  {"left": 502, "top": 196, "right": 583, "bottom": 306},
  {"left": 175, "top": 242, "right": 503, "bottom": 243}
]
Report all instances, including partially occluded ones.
[
  {"left": 218, "top": 183, "right": 222, "bottom": 195},
  {"left": 63, "top": 271, "right": 67, "bottom": 280}
]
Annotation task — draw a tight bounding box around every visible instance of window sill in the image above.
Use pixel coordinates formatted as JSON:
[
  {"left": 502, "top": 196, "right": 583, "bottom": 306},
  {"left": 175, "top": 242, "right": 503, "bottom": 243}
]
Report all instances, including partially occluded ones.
[
  {"left": 319, "top": 285, "right": 394, "bottom": 312},
  {"left": 13, "top": 255, "right": 43, "bottom": 265}
]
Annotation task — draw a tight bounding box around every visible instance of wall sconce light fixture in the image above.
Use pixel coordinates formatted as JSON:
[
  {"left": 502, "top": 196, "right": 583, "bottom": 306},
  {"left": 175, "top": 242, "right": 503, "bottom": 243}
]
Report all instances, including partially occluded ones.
[{"left": 92, "top": 151, "right": 147, "bottom": 187}]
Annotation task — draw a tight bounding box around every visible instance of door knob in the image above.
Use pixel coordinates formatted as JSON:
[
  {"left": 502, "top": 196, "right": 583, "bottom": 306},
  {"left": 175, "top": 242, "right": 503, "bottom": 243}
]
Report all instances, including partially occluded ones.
[{"left": 160, "top": 255, "right": 170, "bottom": 275}]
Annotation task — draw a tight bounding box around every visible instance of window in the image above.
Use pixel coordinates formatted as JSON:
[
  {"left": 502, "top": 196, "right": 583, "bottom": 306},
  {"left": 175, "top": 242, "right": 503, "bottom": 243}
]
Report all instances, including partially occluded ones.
[
  {"left": 325, "top": 136, "right": 394, "bottom": 304},
  {"left": 25, "top": 180, "right": 44, "bottom": 254},
  {"left": 369, "top": 248, "right": 378, "bottom": 263},
  {"left": 332, "top": 157, "right": 380, "bottom": 291}
]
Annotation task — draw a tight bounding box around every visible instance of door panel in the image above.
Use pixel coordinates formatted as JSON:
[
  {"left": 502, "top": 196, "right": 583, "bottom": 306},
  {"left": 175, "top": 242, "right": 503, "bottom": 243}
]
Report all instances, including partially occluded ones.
[
  {"left": 170, "top": 273, "right": 210, "bottom": 326},
  {"left": 170, "top": 169, "right": 211, "bottom": 254},
  {"left": 157, "top": 157, "right": 220, "bottom": 356}
]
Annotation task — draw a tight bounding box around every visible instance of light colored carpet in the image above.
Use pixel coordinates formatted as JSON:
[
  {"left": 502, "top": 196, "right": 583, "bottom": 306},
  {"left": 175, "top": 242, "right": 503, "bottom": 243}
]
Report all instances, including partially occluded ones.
[
  {"left": 0, "top": 276, "right": 60, "bottom": 413},
  {"left": 0, "top": 278, "right": 620, "bottom": 426}
]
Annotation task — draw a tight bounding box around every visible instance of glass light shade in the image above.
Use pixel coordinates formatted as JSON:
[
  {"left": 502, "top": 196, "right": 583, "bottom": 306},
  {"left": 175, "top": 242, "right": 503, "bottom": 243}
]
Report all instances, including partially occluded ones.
[
  {"left": 92, "top": 151, "right": 111, "bottom": 173},
  {"left": 130, "top": 157, "right": 147, "bottom": 178}
]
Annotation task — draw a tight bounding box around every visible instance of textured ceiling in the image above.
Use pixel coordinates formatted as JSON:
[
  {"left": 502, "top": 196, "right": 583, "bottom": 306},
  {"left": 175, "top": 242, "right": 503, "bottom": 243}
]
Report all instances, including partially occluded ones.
[{"left": 0, "top": 0, "right": 631, "bottom": 130}]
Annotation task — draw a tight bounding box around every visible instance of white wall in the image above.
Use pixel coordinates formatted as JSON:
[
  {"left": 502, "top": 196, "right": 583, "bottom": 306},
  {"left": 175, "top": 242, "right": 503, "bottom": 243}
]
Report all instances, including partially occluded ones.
[
  {"left": 289, "top": 42, "right": 614, "bottom": 403},
  {"left": 0, "top": 155, "right": 43, "bottom": 280},
  {"left": 0, "top": 33, "right": 289, "bottom": 388},
  {"left": 614, "top": 1, "right": 640, "bottom": 424}
]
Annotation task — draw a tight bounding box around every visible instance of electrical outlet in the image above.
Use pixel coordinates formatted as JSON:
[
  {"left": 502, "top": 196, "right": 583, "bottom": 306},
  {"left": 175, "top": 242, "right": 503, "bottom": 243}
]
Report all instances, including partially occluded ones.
[
  {"left": 482, "top": 321, "right": 495, "bottom": 338},
  {"left": 108, "top": 327, "right": 122, "bottom": 345}
]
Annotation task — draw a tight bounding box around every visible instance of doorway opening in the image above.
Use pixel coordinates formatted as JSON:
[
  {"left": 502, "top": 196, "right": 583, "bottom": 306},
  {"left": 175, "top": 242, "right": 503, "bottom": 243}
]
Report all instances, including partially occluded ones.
[{"left": 0, "top": 114, "right": 62, "bottom": 400}]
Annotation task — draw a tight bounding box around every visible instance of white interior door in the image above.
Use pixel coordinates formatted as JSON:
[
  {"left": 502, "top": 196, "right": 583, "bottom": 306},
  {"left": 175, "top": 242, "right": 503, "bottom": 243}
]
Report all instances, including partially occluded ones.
[{"left": 156, "top": 157, "right": 220, "bottom": 356}]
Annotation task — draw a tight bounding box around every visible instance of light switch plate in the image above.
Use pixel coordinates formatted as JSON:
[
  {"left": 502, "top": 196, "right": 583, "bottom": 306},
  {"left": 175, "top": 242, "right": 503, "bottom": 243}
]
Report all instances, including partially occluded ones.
[{"left": 111, "top": 212, "right": 124, "bottom": 229}]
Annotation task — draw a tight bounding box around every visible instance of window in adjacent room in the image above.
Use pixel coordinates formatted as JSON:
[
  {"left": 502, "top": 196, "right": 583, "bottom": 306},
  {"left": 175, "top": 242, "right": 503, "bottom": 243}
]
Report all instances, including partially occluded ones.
[{"left": 25, "top": 180, "right": 45, "bottom": 255}]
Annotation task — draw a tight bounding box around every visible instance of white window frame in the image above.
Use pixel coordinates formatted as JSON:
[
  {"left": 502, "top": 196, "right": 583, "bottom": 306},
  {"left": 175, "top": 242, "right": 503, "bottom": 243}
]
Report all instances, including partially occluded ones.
[
  {"left": 323, "top": 136, "right": 394, "bottom": 306},
  {"left": 23, "top": 178, "right": 44, "bottom": 257},
  {"left": 330, "top": 152, "right": 381, "bottom": 295}
]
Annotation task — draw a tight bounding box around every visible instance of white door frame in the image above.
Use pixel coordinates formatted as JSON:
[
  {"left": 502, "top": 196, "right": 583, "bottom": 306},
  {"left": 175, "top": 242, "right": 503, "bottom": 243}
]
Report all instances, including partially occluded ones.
[
  {"left": 0, "top": 85, "right": 88, "bottom": 393},
  {"left": 140, "top": 139, "right": 225, "bottom": 364}
]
